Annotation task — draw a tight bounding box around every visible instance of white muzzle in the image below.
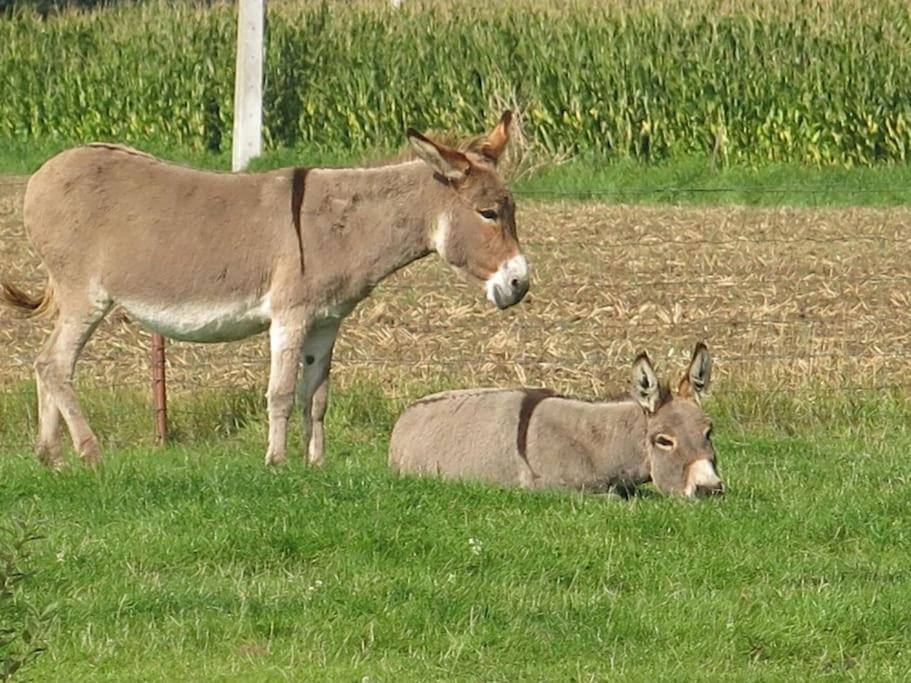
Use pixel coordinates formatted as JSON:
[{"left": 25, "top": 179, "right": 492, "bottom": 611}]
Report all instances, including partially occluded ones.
[
  {"left": 684, "top": 458, "right": 724, "bottom": 497},
  {"left": 485, "top": 255, "right": 530, "bottom": 309}
]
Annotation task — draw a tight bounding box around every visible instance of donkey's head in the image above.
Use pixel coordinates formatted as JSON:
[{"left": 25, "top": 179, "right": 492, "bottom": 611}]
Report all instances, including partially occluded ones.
[
  {"left": 407, "top": 111, "right": 529, "bottom": 309},
  {"left": 631, "top": 343, "right": 724, "bottom": 498}
]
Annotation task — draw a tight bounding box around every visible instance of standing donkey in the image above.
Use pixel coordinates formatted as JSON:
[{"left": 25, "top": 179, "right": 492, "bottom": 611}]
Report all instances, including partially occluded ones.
[
  {"left": 389, "top": 344, "right": 723, "bottom": 497},
  {"left": 2, "top": 111, "right": 529, "bottom": 468}
]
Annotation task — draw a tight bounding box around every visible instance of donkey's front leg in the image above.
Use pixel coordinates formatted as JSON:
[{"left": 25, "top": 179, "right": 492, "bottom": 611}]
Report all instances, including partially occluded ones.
[
  {"left": 265, "top": 318, "right": 307, "bottom": 466},
  {"left": 297, "top": 320, "right": 340, "bottom": 466}
]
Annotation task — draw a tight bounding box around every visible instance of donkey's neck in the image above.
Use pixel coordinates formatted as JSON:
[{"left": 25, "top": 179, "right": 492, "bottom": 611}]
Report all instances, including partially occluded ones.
[
  {"left": 559, "top": 398, "right": 652, "bottom": 485},
  {"left": 302, "top": 161, "right": 442, "bottom": 302}
]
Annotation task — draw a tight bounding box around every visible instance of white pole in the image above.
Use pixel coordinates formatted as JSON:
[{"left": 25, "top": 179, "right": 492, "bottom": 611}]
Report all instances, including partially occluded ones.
[{"left": 232, "top": 0, "right": 264, "bottom": 171}]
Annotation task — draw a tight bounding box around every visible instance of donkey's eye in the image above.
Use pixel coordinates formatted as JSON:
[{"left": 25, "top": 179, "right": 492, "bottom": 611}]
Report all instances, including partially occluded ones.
[
  {"left": 654, "top": 435, "right": 676, "bottom": 450},
  {"left": 479, "top": 209, "right": 499, "bottom": 221}
]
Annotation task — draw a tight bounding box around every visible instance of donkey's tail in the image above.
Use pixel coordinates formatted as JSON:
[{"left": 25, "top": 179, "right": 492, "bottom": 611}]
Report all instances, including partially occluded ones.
[{"left": 1, "top": 280, "right": 55, "bottom": 318}]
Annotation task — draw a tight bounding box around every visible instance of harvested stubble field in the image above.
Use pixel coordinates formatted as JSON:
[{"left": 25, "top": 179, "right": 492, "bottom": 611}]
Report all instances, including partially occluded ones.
[{"left": 2, "top": 171, "right": 910, "bottom": 447}]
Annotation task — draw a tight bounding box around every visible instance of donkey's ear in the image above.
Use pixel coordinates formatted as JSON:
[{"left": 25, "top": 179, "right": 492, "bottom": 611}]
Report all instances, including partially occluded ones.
[
  {"left": 407, "top": 129, "right": 472, "bottom": 182},
  {"left": 631, "top": 352, "right": 661, "bottom": 414},
  {"left": 678, "top": 342, "right": 712, "bottom": 404},
  {"left": 480, "top": 110, "right": 512, "bottom": 162}
]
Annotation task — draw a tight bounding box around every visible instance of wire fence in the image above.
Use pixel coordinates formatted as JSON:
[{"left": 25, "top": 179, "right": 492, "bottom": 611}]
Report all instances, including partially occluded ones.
[{"left": 2, "top": 178, "right": 911, "bottom": 451}]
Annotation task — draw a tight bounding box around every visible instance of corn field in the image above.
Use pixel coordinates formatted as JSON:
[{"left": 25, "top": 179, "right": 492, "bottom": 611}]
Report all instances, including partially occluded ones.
[{"left": 2, "top": 0, "right": 911, "bottom": 165}]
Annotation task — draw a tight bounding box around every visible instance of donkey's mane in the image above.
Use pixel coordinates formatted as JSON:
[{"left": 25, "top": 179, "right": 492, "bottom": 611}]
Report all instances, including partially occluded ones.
[
  {"left": 551, "top": 381, "right": 672, "bottom": 408},
  {"left": 409, "top": 380, "right": 673, "bottom": 408},
  {"left": 86, "top": 143, "right": 161, "bottom": 162}
]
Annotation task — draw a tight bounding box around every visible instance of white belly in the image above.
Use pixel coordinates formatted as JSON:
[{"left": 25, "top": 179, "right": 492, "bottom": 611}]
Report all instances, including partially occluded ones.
[{"left": 120, "top": 297, "right": 271, "bottom": 343}]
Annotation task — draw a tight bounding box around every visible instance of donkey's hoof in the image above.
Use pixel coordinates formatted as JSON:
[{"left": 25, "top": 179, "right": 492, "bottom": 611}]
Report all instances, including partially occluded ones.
[
  {"left": 35, "top": 444, "right": 66, "bottom": 471},
  {"left": 307, "top": 443, "right": 325, "bottom": 467},
  {"left": 265, "top": 450, "right": 287, "bottom": 467},
  {"left": 78, "top": 438, "right": 103, "bottom": 467}
]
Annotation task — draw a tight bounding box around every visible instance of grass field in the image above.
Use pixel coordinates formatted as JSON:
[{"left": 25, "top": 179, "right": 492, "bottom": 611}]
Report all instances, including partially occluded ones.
[
  {"left": 6, "top": 140, "right": 911, "bottom": 208},
  {"left": 2, "top": 383, "right": 911, "bottom": 680}
]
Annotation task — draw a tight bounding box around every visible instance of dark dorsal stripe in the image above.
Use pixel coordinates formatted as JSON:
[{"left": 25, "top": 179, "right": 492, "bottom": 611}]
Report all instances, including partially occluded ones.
[
  {"left": 290, "top": 167, "right": 310, "bottom": 273},
  {"left": 516, "top": 388, "right": 560, "bottom": 477}
]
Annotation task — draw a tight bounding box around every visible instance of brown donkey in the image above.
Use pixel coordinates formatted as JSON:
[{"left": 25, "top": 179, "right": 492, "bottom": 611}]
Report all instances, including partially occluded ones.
[
  {"left": 389, "top": 344, "right": 723, "bottom": 497},
  {"left": 2, "top": 111, "right": 529, "bottom": 468}
]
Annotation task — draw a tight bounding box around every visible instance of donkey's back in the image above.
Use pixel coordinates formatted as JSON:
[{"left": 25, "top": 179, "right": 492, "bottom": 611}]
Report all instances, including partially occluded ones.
[
  {"left": 388, "top": 386, "right": 637, "bottom": 491},
  {"left": 389, "top": 388, "right": 538, "bottom": 487}
]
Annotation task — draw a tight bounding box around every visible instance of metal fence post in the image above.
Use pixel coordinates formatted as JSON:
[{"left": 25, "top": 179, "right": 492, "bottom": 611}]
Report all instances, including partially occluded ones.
[{"left": 150, "top": 333, "right": 168, "bottom": 444}]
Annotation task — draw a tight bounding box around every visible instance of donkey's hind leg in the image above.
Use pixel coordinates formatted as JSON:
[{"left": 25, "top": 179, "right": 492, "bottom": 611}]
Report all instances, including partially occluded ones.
[
  {"left": 35, "top": 299, "right": 112, "bottom": 466},
  {"left": 34, "top": 374, "right": 64, "bottom": 469},
  {"left": 297, "top": 320, "right": 339, "bottom": 466}
]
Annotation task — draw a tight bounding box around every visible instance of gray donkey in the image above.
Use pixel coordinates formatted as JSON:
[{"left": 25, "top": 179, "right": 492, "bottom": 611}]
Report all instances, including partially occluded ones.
[{"left": 389, "top": 344, "right": 723, "bottom": 497}]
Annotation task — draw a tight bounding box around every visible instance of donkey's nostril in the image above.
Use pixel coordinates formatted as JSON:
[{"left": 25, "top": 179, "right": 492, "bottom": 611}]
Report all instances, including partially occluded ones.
[{"left": 510, "top": 278, "right": 520, "bottom": 289}]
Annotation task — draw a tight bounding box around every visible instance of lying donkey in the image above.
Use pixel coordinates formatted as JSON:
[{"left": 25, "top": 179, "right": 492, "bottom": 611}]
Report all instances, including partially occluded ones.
[{"left": 389, "top": 344, "right": 723, "bottom": 497}]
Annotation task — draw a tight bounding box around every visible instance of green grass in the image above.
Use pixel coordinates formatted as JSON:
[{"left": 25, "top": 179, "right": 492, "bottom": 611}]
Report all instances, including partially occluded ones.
[
  {"left": 0, "top": 138, "right": 232, "bottom": 175},
  {"left": 5, "top": 138, "right": 911, "bottom": 209},
  {"left": 518, "top": 155, "right": 911, "bottom": 207},
  {"left": 2, "top": 383, "right": 911, "bottom": 680}
]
